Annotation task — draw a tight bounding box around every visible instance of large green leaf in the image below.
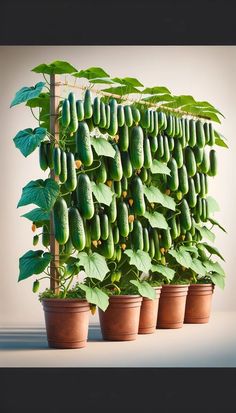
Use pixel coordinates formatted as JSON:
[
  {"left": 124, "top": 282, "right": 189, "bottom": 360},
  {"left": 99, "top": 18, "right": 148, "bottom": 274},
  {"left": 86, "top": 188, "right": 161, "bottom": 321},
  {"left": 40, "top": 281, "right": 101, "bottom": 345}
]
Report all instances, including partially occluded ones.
[
  {"left": 150, "top": 160, "right": 171, "bottom": 175},
  {"left": 89, "top": 77, "right": 115, "bottom": 85},
  {"left": 73, "top": 67, "right": 109, "bottom": 79},
  {"left": 26, "top": 92, "right": 50, "bottom": 109},
  {"left": 194, "top": 101, "right": 224, "bottom": 117},
  {"left": 17, "top": 179, "right": 59, "bottom": 211},
  {"left": 209, "top": 273, "right": 225, "bottom": 290},
  {"left": 10, "top": 82, "right": 45, "bottom": 107},
  {"left": 124, "top": 249, "right": 152, "bottom": 273},
  {"left": 112, "top": 77, "right": 143, "bottom": 87},
  {"left": 79, "top": 285, "right": 109, "bottom": 311},
  {"left": 144, "top": 186, "right": 176, "bottom": 211},
  {"left": 90, "top": 136, "right": 115, "bottom": 158},
  {"left": 200, "top": 242, "right": 225, "bottom": 261},
  {"left": 21, "top": 208, "right": 50, "bottom": 222},
  {"left": 143, "top": 94, "right": 174, "bottom": 103},
  {"left": 130, "top": 280, "right": 156, "bottom": 300},
  {"left": 13, "top": 127, "right": 47, "bottom": 157},
  {"left": 77, "top": 252, "right": 109, "bottom": 281},
  {"left": 144, "top": 211, "right": 168, "bottom": 229},
  {"left": 206, "top": 196, "right": 220, "bottom": 215},
  {"left": 168, "top": 247, "right": 192, "bottom": 268},
  {"left": 102, "top": 85, "right": 141, "bottom": 95},
  {"left": 203, "top": 259, "right": 225, "bottom": 276},
  {"left": 18, "top": 250, "right": 51, "bottom": 281},
  {"left": 189, "top": 258, "right": 206, "bottom": 276},
  {"left": 142, "top": 86, "right": 171, "bottom": 95},
  {"left": 91, "top": 182, "right": 113, "bottom": 206},
  {"left": 208, "top": 218, "right": 227, "bottom": 233},
  {"left": 195, "top": 224, "right": 215, "bottom": 243},
  {"left": 151, "top": 264, "right": 175, "bottom": 281},
  {"left": 180, "top": 105, "right": 221, "bottom": 123},
  {"left": 214, "top": 130, "right": 229, "bottom": 148},
  {"left": 164, "top": 95, "right": 196, "bottom": 109},
  {"left": 32, "top": 60, "right": 77, "bottom": 75}
]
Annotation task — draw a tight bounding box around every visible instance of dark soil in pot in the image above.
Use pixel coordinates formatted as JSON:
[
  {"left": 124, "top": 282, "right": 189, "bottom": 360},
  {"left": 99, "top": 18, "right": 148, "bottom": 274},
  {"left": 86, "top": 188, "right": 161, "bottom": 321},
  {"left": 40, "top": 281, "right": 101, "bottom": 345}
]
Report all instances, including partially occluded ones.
[
  {"left": 138, "top": 287, "right": 162, "bottom": 334},
  {"left": 184, "top": 283, "right": 214, "bottom": 324},
  {"left": 156, "top": 284, "right": 189, "bottom": 329}
]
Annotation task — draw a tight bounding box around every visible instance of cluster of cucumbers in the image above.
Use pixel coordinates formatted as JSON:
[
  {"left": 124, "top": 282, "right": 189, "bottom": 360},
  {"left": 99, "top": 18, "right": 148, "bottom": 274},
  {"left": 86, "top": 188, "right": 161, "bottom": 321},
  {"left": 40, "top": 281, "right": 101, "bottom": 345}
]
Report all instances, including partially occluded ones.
[{"left": 39, "top": 90, "right": 218, "bottom": 264}]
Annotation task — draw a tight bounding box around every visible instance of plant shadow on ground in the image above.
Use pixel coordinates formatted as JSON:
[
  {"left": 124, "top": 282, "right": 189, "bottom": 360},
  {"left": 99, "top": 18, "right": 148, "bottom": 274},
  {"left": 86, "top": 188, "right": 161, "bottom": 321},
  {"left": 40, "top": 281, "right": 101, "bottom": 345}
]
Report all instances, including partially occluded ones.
[{"left": 0, "top": 325, "right": 103, "bottom": 351}]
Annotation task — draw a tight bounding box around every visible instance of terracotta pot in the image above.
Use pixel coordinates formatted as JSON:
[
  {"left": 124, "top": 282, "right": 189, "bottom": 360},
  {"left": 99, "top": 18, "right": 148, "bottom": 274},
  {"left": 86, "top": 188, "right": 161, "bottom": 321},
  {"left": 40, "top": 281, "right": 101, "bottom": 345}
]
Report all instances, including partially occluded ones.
[
  {"left": 99, "top": 295, "right": 143, "bottom": 341},
  {"left": 138, "top": 287, "right": 162, "bottom": 334},
  {"left": 156, "top": 284, "right": 189, "bottom": 329},
  {"left": 42, "top": 299, "right": 90, "bottom": 349},
  {"left": 184, "top": 283, "right": 214, "bottom": 324}
]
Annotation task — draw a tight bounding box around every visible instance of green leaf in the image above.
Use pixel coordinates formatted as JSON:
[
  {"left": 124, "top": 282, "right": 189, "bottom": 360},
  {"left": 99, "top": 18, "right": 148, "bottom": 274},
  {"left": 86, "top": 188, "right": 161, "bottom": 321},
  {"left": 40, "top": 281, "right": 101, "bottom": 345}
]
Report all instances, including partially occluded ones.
[
  {"left": 144, "top": 186, "right": 176, "bottom": 211},
  {"left": 18, "top": 250, "right": 51, "bottom": 281},
  {"left": 142, "top": 86, "right": 171, "bottom": 95},
  {"left": 17, "top": 179, "right": 59, "bottom": 211},
  {"left": 143, "top": 94, "right": 174, "bottom": 103},
  {"left": 10, "top": 82, "right": 45, "bottom": 107},
  {"left": 208, "top": 218, "right": 227, "bottom": 233},
  {"left": 90, "top": 136, "right": 115, "bottom": 158},
  {"left": 195, "top": 224, "right": 215, "bottom": 243},
  {"left": 189, "top": 258, "right": 206, "bottom": 276},
  {"left": 194, "top": 101, "right": 224, "bottom": 117},
  {"left": 73, "top": 67, "right": 109, "bottom": 79},
  {"left": 168, "top": 247, "right": 192, "bottom": 268},
  {"left": 150, "top": 160, "right": 171, "bottom": 175},
  {"left": 102, "top": 85, "right": 141, "bottom": 95},
  {"left": 181, "top": 245, "right": 198, "bottom": 255},
  {"left": 124, "top": 249, "right": 152, "bottom": 273},
  {"left": 214, "top": 130, "right": 229, "bottom": 148},
  {"left": 203, "top": 259, "right": 225, "bottom": 276},
  {"left": 79, "top": 285, "right": 109, "bottom": 311},
  {"left": 91, "top": 182, "right": 113, "bottom": 206},
  {"left": 164, "top": 95, "right": 196, "bottom": 109},
  {"left": 130, "top": 280, "right": 156, "bottom": 299},
  {"left": 144, "top": 211, "right": 168, "bottom": 229},
  {"left": 77, "top": 252, "right": 109, "bottom": 281},
  {"left": 209, "top": 273, "right": 225, "bottom": 289},
  {"left": 112, "top": 77, "right": 143, "bottom": 87},
  {"left": 206, "top": 196, "right": 220, "bottom": 215},
  {"left": 21, "top": 208, "right": 50, "bottom": 222},
  {"left": 88, "top": 77, "right": 115, "bottom": 85},
  {"left": 32, "top": 60, "right": 77, "bottom": 75},
  {"left": 13, "top": 127, "right": 47, "bottom": 157},
  {"left": 151, "top": 264, "right": 175, "bottom": 281},
  {"left": 200, "top": 242, "right": 225, "bottom": 261},
  {"left": 26, "top": 92, "right": 50, "bottom": 108}
]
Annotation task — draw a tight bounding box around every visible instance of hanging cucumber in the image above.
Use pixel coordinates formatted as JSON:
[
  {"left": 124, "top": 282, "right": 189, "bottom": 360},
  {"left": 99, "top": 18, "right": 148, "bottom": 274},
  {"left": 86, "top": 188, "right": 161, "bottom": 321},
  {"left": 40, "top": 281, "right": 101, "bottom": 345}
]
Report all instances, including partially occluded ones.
[
  {"left": 168, "top": 158, "right": 179, "bottom": 191},
  {"left": 90, "top": 213, "right": 101, "bottom": 241},
  {"left": 179, "top": 199, "right": 192, "bottom": 231},
  {"left": 140, "top": 109, "right": 150, "bottom": 129},
  {"left": 196, "top": 120, "right": 205, "bottom": 148},
  {"left": 117, "top": 105, "right": 125, "bottom": 127},
  {"left": 143, "top": 136, "right": 153, "bottom": 168},
  {"left": 203, "top": 122, "right": 210, "bottom": 144},
  {"left": 99, "top": 225, "right": 114, "bottom": 259},
  {"left": 105, "top": 194, "right": 117, "bottom": 223},
  {"left": 84, "top": 220, "right": 91, "bottom": 248},
  {"left": 196, "top": 196, "right": 203, "bottom": 218},
  {"left": 152, "top": 229, "right": 161, "bottom": 261},
  {"left": 156, "top": 134, "right": 164, "bottom": 159},
  {"left": 200, "top": 150, "right": 210, "bottom": 174},
  {"left": 124, "top": 105, "right": 133, "bottom": 127},
  {"left": 62, "top": 99, "right": 71, "bottom": 128},
  {"left": 158, "top": 111, "right": 166, "bottom": 131},
  {"left": 162, "top": 135, "right": 170, "bottom": 163},
  {"left": 178, "top": 165, "right": 189, "bottom": 195},
  {"left": 105, "top": 104, "right": 111, "bottom": 129},
  {"left": 193, "top": 146, "right": 204, "bottom": 165},
  {"left": 93, "top": 96, "right": 101, "bottom": 126},
  {"left": 143, "top": 227, "right": 150, "bottom": 252},
  {"left": 59, "top": 150, "right": 67, "bottom": 184},
  {"left": 68, "top": 207, "right": 86, "bottom": 251},
  {"left": 42, "top": 224, "right": 50, "bottom": 247},
  {"left": 208, "top": 123, "right": 215, "bottom": 146},
  {"left": 108, "top": 144, "right": 123, "bottom": 181},
  {"left": 161, "top": 228, "right": 172, "bottom": 250},
  {"left": 107, "top": 98, "right": 118, "bottom": 136},
  {"left": 169, "top": 215, "right": 179, "bottom": 240},
  {"left": 117, "top": 200, "right": 129, "bottom": 237},
  {"left": 39, "top": 142, "right": 48, "bottom": 171},
  {"left": 132, "top": 220, "right": 144, "bottom": 251},
  {"left": 199, "top": 173, "right": 206, "bottom": 198},
  {"left": 173, "top": 140, "right": 183, "bottom": 168},
  {"left": 53, "top": 147, "right": 61, "bottom": 176},
  {"left": 131, "top": 176, "right": 146, "bottom": 216},
  {"left": 76, "top": 121, "right": 93, "bottom": 167},
  {"left": 114, "top": 180, "right": 122, "bottom": 198},
  {"left": 179, "top": 118, "right": 186, "bottom": 147},
  {"left": 209, "top": 149, "right": 217, "bottom": 176},
  {"left": 53, "top": 197, "right": 69, "bottom": 245},
  {"left": 68, "top": 92, "right": 78, "bottom": 133},
  {"left": 189, "top": 119, "right": 197, "bottom": 147},
  {"left": 121, "top": 176, "right": 128, "bottom": 192},
  {"left": 113, "top": 225, "right": 120, "bottom": 245},
  {"left": 96, "top": 158, "right": 107, "bottom": 184},
  {"left": 204, "top": 174, "right": 208, "bottom": 195},
  {"left": 84, "top": 89, "right": 93, "bottom": 119},
  {"left": 150, "top": 111, "right": 159, "bottom": 138},
  {"left": 174, "top": 116, "right": 180, "bottom": 137},
  {"left": 166, "top": 114, "right": 173, "bottom": 136},
  {"left": 185, "top": 146, "right": 197, "bottom": 177},
  {"left": 149, "top": 236, "right": 155, "bottom": 259},
  {"left": 118, "top": 124, "right": 129, "bottom": 151},
  {"left": 187, "top": 178, "right": 197, "bottom": 208},
  {"left": 76, "top": 99, "right": 84, "bottom": 122},
  {"left": 139, "top": 167, "right": 148, "bottom": 183},
  {"left": 77, "top": 173, "right": 94, "bottom": 219},
  {"left": 148, "top": 110, "right": 154, "bottom": 134},
  {"left": 201, "top": 198, "right": 208, "bottom": 222},
  {"left": 193, "top": 172, "right": 201, "bottom": 194},
  {"left": 149, "top": 135, "right": 158, "bottom": 154},
  {"left": 64, "top": 152, "right": 77, "bottom": 192},
  {"left": 132, "top": 106, "right": 141, "bottom": 124},
  {"left": 185, "top": 118, "right": 190, "bottom": 143},
  {"left": 130, "top": 125, "right": 144, "bottom": 169},
  {"left": 45, "top": 142, "right": 54, "bottom": 169},
  {"left": 99, "top": 101, "right": 107, "bottom": 129},
  {"left": 121, "top": 151, "right": 133, "bottom": 178},
  {"left": 100, "top": 213, "right": 109, "bottom": 240},
  {"left": 168, "top": 136, "right": 175, "bottom": 152}
]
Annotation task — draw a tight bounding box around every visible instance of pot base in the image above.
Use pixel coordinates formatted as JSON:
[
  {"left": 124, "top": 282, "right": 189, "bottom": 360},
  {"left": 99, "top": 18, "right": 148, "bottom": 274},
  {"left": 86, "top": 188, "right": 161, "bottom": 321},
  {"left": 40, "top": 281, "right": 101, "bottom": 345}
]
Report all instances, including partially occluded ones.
[{"left": 48, "top": 340, "right": 87, "bottom": 349}]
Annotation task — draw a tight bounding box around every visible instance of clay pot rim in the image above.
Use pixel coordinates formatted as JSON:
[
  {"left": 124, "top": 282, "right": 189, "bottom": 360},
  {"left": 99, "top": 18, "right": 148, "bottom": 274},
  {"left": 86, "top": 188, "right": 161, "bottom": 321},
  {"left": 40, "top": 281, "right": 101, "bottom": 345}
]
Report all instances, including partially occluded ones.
[
  {"left": 41, "top": 298, "right": 88, "bottom": 303},
  {"left": 161, "top": 284, "right": 190, "bottom": 288},
  {"left": 109, "top": 294, "right": 142, "bottom": 299},
  {"left": 189, "top": 283, "right": 213, "bottom": 287}
]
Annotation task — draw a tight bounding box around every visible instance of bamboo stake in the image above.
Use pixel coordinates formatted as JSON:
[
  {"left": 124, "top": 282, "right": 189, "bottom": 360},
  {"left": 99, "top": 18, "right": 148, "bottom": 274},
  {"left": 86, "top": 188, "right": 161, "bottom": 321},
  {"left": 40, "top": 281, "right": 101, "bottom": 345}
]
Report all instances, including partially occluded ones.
[{"left": 50, "top": 74, "right": 60, "bottom": 293}]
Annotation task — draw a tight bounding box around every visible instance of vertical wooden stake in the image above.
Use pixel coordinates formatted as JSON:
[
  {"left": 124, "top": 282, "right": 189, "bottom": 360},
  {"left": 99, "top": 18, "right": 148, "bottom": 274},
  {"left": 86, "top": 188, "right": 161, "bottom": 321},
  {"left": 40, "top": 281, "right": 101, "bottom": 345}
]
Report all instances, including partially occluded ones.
[{"left": 50, "top": 74, "right": 60, "bottom": 293}]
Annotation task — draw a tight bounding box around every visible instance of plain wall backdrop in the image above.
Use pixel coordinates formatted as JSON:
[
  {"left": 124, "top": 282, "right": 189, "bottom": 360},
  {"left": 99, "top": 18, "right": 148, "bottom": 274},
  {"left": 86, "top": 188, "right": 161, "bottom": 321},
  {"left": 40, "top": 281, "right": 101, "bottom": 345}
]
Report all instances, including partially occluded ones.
[{"left": 0, "top": 46, "right": 235, "bottom": 327}]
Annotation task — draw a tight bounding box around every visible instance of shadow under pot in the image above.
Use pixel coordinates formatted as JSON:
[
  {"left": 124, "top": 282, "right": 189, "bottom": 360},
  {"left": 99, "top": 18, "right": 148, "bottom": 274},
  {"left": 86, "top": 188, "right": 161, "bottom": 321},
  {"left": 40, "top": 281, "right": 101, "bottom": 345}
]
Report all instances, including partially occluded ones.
[
  {"left": 156, "top": 284, "right": 189, "bottom": 329},
  {"left": 42, "top": 299, "right": 90, "bottom": 349},
  {"left": 184, "top": 283, "right": 214, "bottom": 324},
  {"left": 99, "top": 295, "right": 143, "bottom": 341},
  {"left": 138, "top": 287, "right": 162, "bottom": 334}
]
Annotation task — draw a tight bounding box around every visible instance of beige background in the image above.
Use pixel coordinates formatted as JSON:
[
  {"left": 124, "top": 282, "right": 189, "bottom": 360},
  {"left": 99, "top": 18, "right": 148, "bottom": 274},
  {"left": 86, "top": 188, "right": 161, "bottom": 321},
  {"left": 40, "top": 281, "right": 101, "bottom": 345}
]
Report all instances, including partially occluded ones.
[{"left": 0, "top": 46, "right": 235, "bottom": 327}]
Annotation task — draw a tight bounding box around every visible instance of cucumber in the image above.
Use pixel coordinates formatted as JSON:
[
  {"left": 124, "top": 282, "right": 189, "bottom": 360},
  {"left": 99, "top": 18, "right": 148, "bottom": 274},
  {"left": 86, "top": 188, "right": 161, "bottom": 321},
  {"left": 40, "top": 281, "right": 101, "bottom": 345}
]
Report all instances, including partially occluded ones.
[
  {"left": 156, "top": 134, "right": 164, "bottom": 159},
  {"left": 99, "top": 225, "right": 114, "bottom": 259},
  {"left": 116, "top": 246, "right": 122, "bottom": 262},
  {"left": 129, "top": 220, "right": 134, "bottom": 232},
  {"left": 76, "top": 121, "right": 93, "bottom": 167},
  {"left": 100, "top": 213, "right": 109, "bottom": 240},
  {"left": 39, "top": 142, "right": 48, "bottom": 171},
  {"left": 196, "top": 120, "right": 205, "bottom": 148},
  {"left": 93, "top": 96, "right": 101, "bottom": 125},
  {"left": 201, "top": 198, "right": 208, "bottom": 222},
  {"left": 152, "top": 229, "right": 161, "bottom": 261},
  {"left": 143, "top": 136, "right": 153, "bottom": 168},
  {"left": 53, "top": 197, "right": 69, "bottom": 245},
  {"left": 117, "top": 105, "right": 125, "bottom": 127},
  {"left": 131, "top": 176, "right": 146, "bottom": 216},
  {"left": 200, "top": 150, "right": 210, "bottom": 174},
  {"left": 99, "top": 101, "right": 106, "bottom": 128},
  {"left": 150, "top": 111, "right": 159, "bottom": 138},
  {"left": 77, "top": 173, "right": 94, "bottom": 219},
  {"left": 161, "top": 228, "right": 172, "bottom": 249},
  {"left": 108, "top": 144, "right": 123, "bottom": 181},
  {"left": 204, "top": 174, "right": 208, "bottom": 195},
  {"left": 193, "top": 172, "right": 201, "bottom": 194},
  {"left": 124, "top": 105, "right": 133, "bottom": 127},
  {"left": 143, "top": 227, "right": 150, "bottom": 252},
  {"left": 53, "top": 147, "right": 61, "bottom": 176},
  {"left": 139, "top": 167, "right": 148, "bottom": 183},
  {"left": 178, "top": 117, "right": 183, "bottom": 138},
  {"left": 132, "top": 106, "right": 141, "bottom": 124},
  {"left": 179, "top": 118, "right": 187, "bottom": 147},
  {"left": 179, "top": 199, "right": 192, "bottom": 231},
  {"left": 130, "top": 126, "right": 144, "bottom": 169},
  {"left": 178, "top": 165, "right": 189, "bottom": 194},
  {"left": 149, "top": 135, "right": 158, "bottom": 154},
  {"left": 68, "top": 207, "right": 86, "bottom": 251},
  {"left": 118, "top": 124, "right": 129, "bottom": 151},
  {"left": 189, "top": 119, "right": 197, "bottom": 147},
  {"left": 108, "top": 99, "right": 118, "bottom": 136},
  {"left": 140, "top": 109, "right": 150, "bottom": 129},
  {"left": 148, "top": 110, "right": 154, "bottom": 134},
  {"left": 203, "top": 122, "right": 210, "bottom": 144},
  {"left": 209, "top": 149, "right": 217, "bottom": 176},
  {"left": 68, "top": 92, "right": 78, "bottom": 133},
  {"left": 158, "top": 111, "right": 166, "bottom": 131},
  {"left": 169, "top": 215, "right": 179, "bottom": 240},
  {"left": 117, "top": 201, "right": 129, "bottom": 237},
  {"left": 62, "top": 99, "right": 71, "bottom": 128},
  {"left": 185, "top": 118, "right": 190, "bottom": 142},
  {"left": 149, "top": 236, "right": 155, "bottom": 259},
  {"left": 121, "top": 176, "right": 128, "bottom": 192},
  {"left": 76, "top": 99, "right": 84, "bottom": 122},
  {"left": 42, "top": 224, "right": 50, "bottom": 247},
  {"left": 84, "top": 89, "right": 93, "bottom": 119},
  {"left": 59, "top": 150, "right": 67, "bottom": 184},
  {"left": 132, "top": 220, "right": 144, "bottom": 251},
  {"left": 187, "top": 178, "right": 197, "bottom": 208},
  {"left": 121, "top": 151, "right": 133, "bottom": 178},
  {"left": 45, "top": 142, "right": 54, "bottom": 169},
  {"left": 166, "top": 114, "right": 173, "bottom": 136},
  {"left": 84, "top": 220, "right": 91, "bottom": 248},
  {"left": 97, "top": 158, "right": 107, "bottom": 184},
  {"left": 196, "top": 196, "right": 203, "bottom": 218},
  {"left": 90, "top": 213, "right": 101, "bottom": 241},
  {"left": 193, "top": 146, "right": 204, "bottom": 165},
  {"left": 168, "top": 158, "right": 179, "bottom": 191},
  {"left": 185, "top": 232, "right": 192, "bottom": 243},
  {"left": 105, "top": 104, "right": 110, "bottom": 129},
  {"left": 114, "top": 180, "right": 122, "bottom": 198},
  {"left": 174, "top": 116, "right": 180, "bottom": 137},
  {"left": 168, "top": 136, "right": 175, "bottom": 152},
  {"left": 199, "top": 173, "right": 206, "bottom": 198},
  {"left": 208, "top": 123, "right": 215, "bottom": 146},
  {"left": 173, "top": 140, "right": 183, "bottom": 168},
  {"left": 112, "top": 225, "right": 119, "bottom": 245},
  {"left": 106, "top": 194, "right": 117, "bottom": 223},
  {"left": 185, "top": 146, "right": 197, "bottom": 177},
  {"left": 64, "top": 152, "right": 77, "bottom": 192},
  {"left": 162, "top": 135, "right": 170, "bottom": 163}
]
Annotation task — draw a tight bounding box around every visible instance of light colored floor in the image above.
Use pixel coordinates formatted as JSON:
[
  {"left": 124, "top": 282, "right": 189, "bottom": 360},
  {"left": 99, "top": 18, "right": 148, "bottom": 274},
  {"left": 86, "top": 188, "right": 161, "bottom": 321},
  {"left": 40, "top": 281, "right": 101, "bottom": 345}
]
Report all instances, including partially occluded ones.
[{"left": 0, "top": 312, "right": 235, "bottom": 367}]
